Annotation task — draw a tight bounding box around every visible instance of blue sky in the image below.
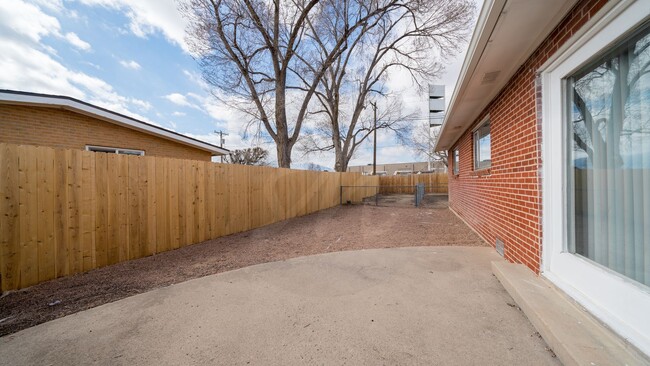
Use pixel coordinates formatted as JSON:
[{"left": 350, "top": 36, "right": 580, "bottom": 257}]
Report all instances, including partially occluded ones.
[{"left": 0, "top": 0, "right": 475, "bottom": 168}]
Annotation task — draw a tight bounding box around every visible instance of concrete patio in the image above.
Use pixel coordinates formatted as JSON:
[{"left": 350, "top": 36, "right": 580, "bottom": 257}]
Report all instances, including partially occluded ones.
[{"left": 0, "top": 246, "right": 558, "bottom": 365}]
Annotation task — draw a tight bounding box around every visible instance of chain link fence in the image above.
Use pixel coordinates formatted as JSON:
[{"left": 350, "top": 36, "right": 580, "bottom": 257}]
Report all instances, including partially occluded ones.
[{"left": 340, "top": 184, "right": 448, "bottom": 208}]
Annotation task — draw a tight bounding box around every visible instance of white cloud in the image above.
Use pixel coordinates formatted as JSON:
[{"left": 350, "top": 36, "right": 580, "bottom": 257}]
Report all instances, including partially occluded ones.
[
  {"left": 77, "top": 0, "right": 190, "bottom": 53},
  {"left": 32, "top": 0, "right": 64, "bottom": 13},
  {"left": 83, "top": 61, "right": 102, "bottom": 70},
  {"left": 172, "top": 111, "right": 186, "bottom": 117},
  {"left": 0, "top": 0, "right": 61, "bottom": 44},
  {"left": 130, "top": 98, "right": 152, "bottom": 111},
  {"left": 65, "top": 32, "right": 91, "bottom": 51},
  {"left": 183, "top": 69, "right": 207, "bottom": 88},
  {"left": 119, "top": 59, "right": 141, "bottom": 70},
  {"left": 188, "top": 93, "right": 236, "bottom": 120},
  {"left": 42, "top": 44, "right": 58, "bottom": 55},
  {"left": 163, "top": 92, "right": 196, "bottom": 108},
  {"left": 0, "top": 1, "right": 91, "bottom": 53}
]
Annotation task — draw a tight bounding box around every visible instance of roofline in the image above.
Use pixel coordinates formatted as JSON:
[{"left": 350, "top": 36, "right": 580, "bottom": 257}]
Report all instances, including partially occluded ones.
[
  {"left": 433, "top": 0, "right": 503, "bottom": 152},
  {"left": 434, "top": 0, "right": 578, "bottom": 152},
  {"left": 0, "top": 89, "right": 229, "bottom": 155}
]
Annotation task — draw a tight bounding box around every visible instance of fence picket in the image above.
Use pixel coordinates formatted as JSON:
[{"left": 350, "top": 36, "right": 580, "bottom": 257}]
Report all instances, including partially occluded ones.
[
  {"left": 18, "top": 145, "right": 38, "bottom": 287},
  {"left": 1, "top": 144, "right": 20, "bottom": 290}
]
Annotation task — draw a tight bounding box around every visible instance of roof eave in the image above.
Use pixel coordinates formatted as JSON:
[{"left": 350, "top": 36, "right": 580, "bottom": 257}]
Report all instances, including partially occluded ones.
[
  {"left": 434, "top": 0, "right": 579, "bottom": 152},
  {"left": 434, "top": 0, "right": 503, "bottom": 152},
  {"left": 0, "top": 90, "right": 229, "bottom": 156}
]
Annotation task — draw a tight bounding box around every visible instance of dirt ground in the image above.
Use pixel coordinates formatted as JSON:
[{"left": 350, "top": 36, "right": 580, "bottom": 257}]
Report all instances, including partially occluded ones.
[{"left": 0, "top": 196, "right": 485, "bottom": 337}]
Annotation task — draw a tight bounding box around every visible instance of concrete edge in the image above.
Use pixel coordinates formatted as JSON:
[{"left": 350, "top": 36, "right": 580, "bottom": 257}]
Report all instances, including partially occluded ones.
[{"left": 492, "top": 260, "right": 650, "bottom": 366}]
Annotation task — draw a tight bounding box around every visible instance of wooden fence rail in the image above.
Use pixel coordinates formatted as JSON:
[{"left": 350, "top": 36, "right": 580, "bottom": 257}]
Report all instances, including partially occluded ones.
[
  {"left": 0, "top": 144, "right": 377, "bottom": 291},
  {"left": 379, "top": 173, "right": 448, "bottom": 194}
]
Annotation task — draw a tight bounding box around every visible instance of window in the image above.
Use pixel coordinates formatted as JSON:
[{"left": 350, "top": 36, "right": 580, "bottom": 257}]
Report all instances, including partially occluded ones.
[
  {"left": 541, "top": 2, "right": 650, "bottom": 354},
  {"left": 86, "top": 145, "right": 145, "bottom": 156},
  {"left": 452, "top": 148, "right": 459, "bottom": 175},
  {"left": 566, "top": 21, "right": 649, "bottom": 287},
  {"left": 473, "top": 119, "right": 491, "bottom": 170}
]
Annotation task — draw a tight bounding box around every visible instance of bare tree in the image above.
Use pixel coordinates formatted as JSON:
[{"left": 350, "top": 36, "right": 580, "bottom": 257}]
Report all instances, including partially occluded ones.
[
  {"left": 410, "top": 122, "right": 447, "bottom": 167},
  {"left": 300, "top": 99, "right": 414, "bottom": 171},
  {"left": 181, "top": 0, "right": 406, "bottom": 168},
  {"left": 295, "top": 0, "right": 474, "bottom": 171},
  {"left": 224, "top": 147, "right": 269, "bottom": 165}
]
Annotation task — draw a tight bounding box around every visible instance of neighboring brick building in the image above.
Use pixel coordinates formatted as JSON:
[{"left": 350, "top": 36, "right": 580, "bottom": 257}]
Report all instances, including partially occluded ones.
[
  {"left": 435, "top": 0, "right": 649, "bottom": 356},
  {"left": 0, "top": 90, "right": 228, "bottom": 160}
]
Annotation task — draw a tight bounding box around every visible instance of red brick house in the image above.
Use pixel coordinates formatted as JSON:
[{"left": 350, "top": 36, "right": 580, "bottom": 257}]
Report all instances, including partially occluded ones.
[
  {"left": 0, "top": 90, "right": 228, "bottom": 160},
  {"left": 435, "top": 0, "right": 649, "bottom": 355}
]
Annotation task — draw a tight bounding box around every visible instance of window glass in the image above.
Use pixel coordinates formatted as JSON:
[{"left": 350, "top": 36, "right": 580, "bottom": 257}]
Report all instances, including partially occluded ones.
[
  {"left": 453, "top": 149, "right": 459, "bottom": 175},
  {"left": 117, "top": 149, "right": 145, "bottom": 156},
  {"left": 474, "top": 121, "right": 491, "bottom": 169},
  {"left": 566, "top": 22, "right": 649, "bottom": 286},
  {"left": 86, "top": 146, "right": 144, "bottom": 156}
]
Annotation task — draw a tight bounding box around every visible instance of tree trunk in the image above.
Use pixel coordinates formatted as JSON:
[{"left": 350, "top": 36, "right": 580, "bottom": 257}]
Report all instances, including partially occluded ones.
[
  {"left": 339, "top": 155, "right": 349, "bottom": 172},
  {"left": 334, "top": 148, "right": 346, "bottom": 172},
  {"left": 276, "top": 143, "right": 292, "bottom": 168},
  {"left": 274, "top": 77, "right": 292, "bottom": 168},
  {"left": 333, "top": 144, "right": 353, "bottom": 172}
]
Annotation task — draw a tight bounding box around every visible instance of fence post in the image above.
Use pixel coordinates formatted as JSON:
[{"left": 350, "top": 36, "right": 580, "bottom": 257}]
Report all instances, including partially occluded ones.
[
  {"left": 375, "top": 186, "right": 378, "bottom": 206},
  {"left": 414, "top": 184, "right": 418, "bottom": 207}
]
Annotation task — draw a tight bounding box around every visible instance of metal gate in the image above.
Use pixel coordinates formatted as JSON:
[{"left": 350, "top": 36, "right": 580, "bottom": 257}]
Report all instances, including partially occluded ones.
[{"left": 415, "top": 183, "right": 425, "bottom": 207}]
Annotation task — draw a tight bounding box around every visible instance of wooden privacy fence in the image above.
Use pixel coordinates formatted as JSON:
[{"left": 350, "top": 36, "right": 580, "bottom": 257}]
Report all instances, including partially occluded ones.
[
  {"left": 0, "top": 143, "right": 378, "bottom": 291},
  {"left": 379, "top": 173, "right": 448, "bottom": 194}
]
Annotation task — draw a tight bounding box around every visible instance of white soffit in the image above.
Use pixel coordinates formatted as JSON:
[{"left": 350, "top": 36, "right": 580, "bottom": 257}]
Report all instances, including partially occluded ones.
[
  {"left": 434, "top": 0, "right": 579, "bottom": 151},
  {"left": 0, "top": 90, "right": 229, "bottom": 155}
]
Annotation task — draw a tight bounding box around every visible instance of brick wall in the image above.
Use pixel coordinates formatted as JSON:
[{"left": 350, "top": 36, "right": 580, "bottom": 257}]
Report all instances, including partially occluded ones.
[
  {"left": 0, "top": 105, "right": 213, "bottom": 161},
  {"left": 447, "top": 0, "right": 609, "bottom": 273}
]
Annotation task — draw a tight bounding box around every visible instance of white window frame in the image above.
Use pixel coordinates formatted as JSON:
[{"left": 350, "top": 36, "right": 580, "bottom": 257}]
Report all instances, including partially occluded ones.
[
  {"left": 452, "top": 148, "right": 460, "bottom": 175},
  {"left": 86, "top": 145, "right": 145, "bottom": 156},
  {"left": 473, "top": 116, "right": 491, "bottom": 170},
  {"left": 540, "top": 0, "right": 650, "bottom": 355}
]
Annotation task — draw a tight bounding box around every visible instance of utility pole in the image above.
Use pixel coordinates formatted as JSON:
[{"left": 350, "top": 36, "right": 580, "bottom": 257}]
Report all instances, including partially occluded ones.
[
  {"left": 370, "top": 101, "right": 378, "bottom": 176},
  {"left": 214, "top": 130, "right": 229, "bottom": 163}
]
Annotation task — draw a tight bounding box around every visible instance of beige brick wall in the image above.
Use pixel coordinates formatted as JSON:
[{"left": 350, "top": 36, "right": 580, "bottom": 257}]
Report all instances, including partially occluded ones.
[{"left": 0, "top": 104, "right": 213, "bottom": 161}]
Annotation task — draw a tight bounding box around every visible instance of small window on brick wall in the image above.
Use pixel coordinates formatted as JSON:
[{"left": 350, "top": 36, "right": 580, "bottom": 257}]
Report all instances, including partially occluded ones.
[
  {"left": 452, "top": 148, "right": 459, "bottom": 175},
  {"left": 473, "top": 119, "right": 491, "bottom": 170},
  {"left": 86, "top": 145, "right": 145, "bottom": 156}
]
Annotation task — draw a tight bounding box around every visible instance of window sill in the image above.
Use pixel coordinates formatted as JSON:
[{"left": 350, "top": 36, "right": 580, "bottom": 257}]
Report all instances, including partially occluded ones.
[{"left": 470, "top": 168, "right": 491, "bottom": 177}]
